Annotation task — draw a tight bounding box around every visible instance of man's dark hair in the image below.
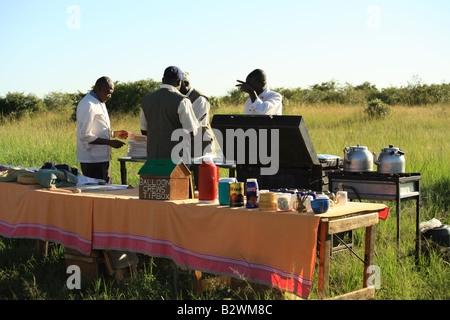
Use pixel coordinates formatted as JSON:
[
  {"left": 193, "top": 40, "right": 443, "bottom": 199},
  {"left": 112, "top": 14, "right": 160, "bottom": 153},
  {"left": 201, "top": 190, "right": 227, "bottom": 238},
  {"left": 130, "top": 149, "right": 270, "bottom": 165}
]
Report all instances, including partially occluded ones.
[
  {"left": 95, "top": 76, "right": 114, "bottom": 89},
  {"left": 247, "top": 69, "right": 267, "bottom": 83},
  {"left": 162, "top": 76, "right": 181, "bottom": 87}
]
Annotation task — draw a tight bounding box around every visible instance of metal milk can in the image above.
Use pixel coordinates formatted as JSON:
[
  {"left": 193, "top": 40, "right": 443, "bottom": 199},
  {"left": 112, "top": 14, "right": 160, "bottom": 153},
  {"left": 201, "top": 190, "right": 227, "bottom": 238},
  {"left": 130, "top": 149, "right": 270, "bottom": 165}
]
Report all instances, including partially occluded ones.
[
  {"left": 343, "top": 145, "right": 374, "bottom": 172},
  {"left": 374, "top": 145, "right": 406, "bottom": 174}
]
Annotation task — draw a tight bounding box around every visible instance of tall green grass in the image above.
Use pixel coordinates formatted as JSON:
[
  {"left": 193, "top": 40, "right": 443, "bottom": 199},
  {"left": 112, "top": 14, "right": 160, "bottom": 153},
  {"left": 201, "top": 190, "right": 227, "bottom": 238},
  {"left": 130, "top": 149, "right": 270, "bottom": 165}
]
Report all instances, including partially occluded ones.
[{"left": 0, "top": 103, "right": 448, "bottom": 300}]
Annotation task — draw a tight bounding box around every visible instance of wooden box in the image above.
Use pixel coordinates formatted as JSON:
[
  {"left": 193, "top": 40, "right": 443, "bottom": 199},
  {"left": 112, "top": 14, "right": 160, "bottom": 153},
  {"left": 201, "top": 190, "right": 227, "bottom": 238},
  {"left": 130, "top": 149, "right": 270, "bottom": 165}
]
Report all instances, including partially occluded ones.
[
  {"left": 138, "top": 159, "right": 191, "bottom": 200},
  {"left": 64, "top": 248, "right": 100, "bottom": 284}
]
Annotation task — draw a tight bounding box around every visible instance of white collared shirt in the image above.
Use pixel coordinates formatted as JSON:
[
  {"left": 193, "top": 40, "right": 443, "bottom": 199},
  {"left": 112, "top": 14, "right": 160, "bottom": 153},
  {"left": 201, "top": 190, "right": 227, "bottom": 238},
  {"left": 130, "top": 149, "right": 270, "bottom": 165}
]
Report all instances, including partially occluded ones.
[
  {"left": 243, "top": 88, "right": 283, "bottom": 115},
  {"left": 139, "top": 84, "right": 199, "bottom": 134},
  {"left": 76, "top": 91, "right": 112, "bottom": 163},
  {"left": 186, "top": 88, "right": 210, "bottom": 126}
]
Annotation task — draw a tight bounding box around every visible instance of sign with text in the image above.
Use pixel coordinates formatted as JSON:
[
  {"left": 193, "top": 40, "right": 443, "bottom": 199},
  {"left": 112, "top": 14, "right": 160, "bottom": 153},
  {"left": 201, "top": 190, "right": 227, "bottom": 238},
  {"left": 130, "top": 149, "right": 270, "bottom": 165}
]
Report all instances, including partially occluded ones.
[{"left": 139, "top": 177, "right": 171, "bottom": 200}]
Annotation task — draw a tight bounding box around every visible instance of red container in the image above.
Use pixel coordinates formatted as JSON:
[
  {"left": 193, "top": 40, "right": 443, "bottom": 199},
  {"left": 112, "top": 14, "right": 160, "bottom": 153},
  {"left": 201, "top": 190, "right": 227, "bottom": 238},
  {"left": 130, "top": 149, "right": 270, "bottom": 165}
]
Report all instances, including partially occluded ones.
[
  {"left": 378, "top": 206, "right": 389, "bottom": 221},
  {"left": 198, "top": 160, "right": 218, "bottom": 201}
]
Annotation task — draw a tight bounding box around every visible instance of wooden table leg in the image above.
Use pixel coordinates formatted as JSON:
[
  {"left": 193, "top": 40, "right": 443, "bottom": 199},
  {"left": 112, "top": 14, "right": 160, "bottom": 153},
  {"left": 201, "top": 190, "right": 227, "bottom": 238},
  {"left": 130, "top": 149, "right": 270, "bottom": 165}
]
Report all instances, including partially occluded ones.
[
  {"left": 192, "top": 270, "right": 203, "bottom": 295},
  {"left": 363, "top": 225, "right": 376, "bottom": 288},
  {"left": 36, "top": 239, "right": 49, "bottom": 258},
  {"left": 318, "top": 222, "right": 331, "bottom": 299},
  {"left": 191, "top": 270, "right": 232, "bottom": 296}
]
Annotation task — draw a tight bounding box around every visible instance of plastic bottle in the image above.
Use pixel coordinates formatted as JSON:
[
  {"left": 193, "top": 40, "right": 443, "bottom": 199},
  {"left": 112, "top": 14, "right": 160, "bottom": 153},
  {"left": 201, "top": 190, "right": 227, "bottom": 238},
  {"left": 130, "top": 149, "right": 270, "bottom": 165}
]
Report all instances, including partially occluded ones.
[
  {"left": 245, "top": 178, "right": 259, "bottom": 208},
  {"left": 198, "top": 159, "right": 218, "bottom": 202}
]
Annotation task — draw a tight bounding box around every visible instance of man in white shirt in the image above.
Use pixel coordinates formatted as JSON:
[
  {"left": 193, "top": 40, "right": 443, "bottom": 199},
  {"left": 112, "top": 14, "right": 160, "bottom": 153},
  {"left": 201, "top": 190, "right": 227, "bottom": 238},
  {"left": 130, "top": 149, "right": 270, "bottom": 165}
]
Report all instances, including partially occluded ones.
[
  {"left": 76, "top": 76, "right": 128, "bottom": 183},
  {"left": 140, "top": 66, "right": 199, "bottom": 161},
  {"left": 236, "top": 69, "right": 282, "bottom": 115},
  {"left": 179, "top": 71, "right": 215, "bottom": 157},
  {"left": 180, "top": 71, "right": 210, "bottom": 126}
]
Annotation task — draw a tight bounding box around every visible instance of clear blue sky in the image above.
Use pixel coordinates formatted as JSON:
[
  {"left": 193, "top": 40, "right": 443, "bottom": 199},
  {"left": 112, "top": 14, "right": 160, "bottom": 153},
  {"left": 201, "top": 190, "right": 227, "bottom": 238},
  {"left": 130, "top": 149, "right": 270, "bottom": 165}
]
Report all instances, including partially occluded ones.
[{"left": 1, "top": 0, "right": 449, "bottom": 98}]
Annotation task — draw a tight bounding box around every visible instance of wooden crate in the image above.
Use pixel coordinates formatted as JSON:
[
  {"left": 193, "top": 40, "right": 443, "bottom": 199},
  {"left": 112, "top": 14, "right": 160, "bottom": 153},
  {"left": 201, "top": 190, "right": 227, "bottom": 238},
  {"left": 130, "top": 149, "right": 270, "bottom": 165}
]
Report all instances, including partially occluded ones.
[
  {"left": 64, "top": 248, "right": 101, "bottom": 283},
  {"left": 64, "top": 248, "right": 140, "bottom": 285},
  {"left": 103, "top": 250, "right": 139, "bottom": 283}
]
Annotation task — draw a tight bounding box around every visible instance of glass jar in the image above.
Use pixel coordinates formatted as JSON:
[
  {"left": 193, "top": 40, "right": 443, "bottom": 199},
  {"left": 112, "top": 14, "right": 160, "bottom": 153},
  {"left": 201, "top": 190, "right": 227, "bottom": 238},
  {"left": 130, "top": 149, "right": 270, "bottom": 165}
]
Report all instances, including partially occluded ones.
[{"left": 277, "top": 193, "right": 292, "bottom": 212}]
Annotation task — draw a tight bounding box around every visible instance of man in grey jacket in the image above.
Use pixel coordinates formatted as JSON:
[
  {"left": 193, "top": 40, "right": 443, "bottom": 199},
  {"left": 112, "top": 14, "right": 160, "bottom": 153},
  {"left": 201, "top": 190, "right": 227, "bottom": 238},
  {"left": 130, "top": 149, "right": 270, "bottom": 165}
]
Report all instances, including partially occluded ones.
[{"left": 140, "top": 66, "right": 199, "bottom": 161}]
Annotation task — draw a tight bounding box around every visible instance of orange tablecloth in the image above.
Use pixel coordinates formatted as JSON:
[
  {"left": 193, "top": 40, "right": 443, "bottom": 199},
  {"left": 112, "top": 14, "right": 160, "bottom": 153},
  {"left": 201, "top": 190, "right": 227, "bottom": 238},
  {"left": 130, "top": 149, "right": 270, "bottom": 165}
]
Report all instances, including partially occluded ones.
[
  {"left": 0, "top": 182, "right": 387, "bottom": 298},
  {"left": 91, "top": 196, "right": 321, "bottom": 298},
  {"left": 0, "top": 182, "right": 92, "bottom": 253}
]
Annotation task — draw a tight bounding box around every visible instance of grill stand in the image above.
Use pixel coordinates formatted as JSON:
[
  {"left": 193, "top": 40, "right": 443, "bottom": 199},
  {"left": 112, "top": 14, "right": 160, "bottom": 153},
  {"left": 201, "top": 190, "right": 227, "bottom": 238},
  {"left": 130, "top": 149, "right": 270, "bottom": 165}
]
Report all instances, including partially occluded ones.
[{"left": 329, "top": 173, "right": 421, "bottom": 262}]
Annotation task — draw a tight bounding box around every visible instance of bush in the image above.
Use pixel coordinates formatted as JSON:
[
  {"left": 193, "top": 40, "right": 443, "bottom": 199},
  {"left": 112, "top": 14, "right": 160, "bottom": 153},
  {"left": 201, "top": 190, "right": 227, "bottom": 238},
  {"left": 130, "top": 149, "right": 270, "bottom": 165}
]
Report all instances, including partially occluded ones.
[
  {"left": 365, "top": 98, "right": 391, "bottom": 119},
  {"left": 0, "top": 92, "right": 44, "bottom": 120},
  {"left": 220, "top": 88, "right": 247, "bottom": 106},
  {"left": 218, "top": 79, "right": 450, "bottom": 107},
  {"left": 106, "top": 79, "right": 161, "bottom": 115},
  {"left": 208, "top": 96, "right": 222, "bottom": 110},
  {"left": 69, "top": 79, "right": 161, "bottom": 121},
  {"left": 43, "top": 92, "right": 75, "bottom": 111}
]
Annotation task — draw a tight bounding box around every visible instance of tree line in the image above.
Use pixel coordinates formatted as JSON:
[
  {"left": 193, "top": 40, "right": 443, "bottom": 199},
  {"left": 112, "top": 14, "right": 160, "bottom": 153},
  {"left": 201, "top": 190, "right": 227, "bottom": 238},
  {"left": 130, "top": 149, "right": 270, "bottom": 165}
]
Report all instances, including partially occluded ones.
[{"left": 1, "top": 78, "right": 449, "bottom": 121}]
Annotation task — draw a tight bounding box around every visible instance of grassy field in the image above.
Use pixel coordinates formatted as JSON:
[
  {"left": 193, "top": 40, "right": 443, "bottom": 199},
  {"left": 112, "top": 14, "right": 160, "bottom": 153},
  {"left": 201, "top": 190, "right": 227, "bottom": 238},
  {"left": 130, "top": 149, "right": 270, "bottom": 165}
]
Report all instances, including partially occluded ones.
[{"left": 0, "top": 103, "right": 448, "bottom": 300}]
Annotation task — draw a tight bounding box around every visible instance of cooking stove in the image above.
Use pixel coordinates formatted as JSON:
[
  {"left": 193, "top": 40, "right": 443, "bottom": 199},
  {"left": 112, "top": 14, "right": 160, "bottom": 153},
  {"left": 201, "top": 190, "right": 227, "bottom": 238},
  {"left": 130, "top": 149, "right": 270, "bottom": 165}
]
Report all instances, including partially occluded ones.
[
  {"left": 328, "top": 172, "right": 420, "bottom": 201},
  {"left": 329, "top": 171, "right": 421, "bottom": 260}
]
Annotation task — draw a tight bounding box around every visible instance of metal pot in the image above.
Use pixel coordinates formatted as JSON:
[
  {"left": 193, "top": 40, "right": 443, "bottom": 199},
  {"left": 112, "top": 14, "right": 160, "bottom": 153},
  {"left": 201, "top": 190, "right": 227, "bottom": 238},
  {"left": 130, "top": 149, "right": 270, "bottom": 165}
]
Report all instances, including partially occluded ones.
[
  {"left": 343, "top": 145, "right": 374, "bottom": 172},
  {"left": 374, "top": 145, "right": 406, "bottom": 174}
]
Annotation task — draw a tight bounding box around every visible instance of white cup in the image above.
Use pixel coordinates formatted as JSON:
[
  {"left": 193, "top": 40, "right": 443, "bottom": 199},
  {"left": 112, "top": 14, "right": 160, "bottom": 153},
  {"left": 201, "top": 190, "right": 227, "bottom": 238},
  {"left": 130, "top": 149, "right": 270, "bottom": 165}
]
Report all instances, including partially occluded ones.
[
  {"left": 336, "top": 191, "right": 348, "bottom": 206},
  {"left": 305, "top": 195, "right": 313, "bottom": 211}
]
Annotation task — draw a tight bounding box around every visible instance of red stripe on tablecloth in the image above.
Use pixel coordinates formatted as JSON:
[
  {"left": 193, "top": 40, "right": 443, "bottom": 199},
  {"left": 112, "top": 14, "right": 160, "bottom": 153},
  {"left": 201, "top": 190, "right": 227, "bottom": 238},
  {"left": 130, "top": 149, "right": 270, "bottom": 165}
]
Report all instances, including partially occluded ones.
[
  {"left": 0, "top": 220, "right": 91, "bottom": 254},
  {"left": 93, "top": 232, "right": 313, "bottom": 298}
]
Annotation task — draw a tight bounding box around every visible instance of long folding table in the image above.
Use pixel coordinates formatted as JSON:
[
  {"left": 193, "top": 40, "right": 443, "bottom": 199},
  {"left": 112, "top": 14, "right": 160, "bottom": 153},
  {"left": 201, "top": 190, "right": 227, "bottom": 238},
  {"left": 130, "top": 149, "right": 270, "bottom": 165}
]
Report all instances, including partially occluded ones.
[{"left": 0, "top": 181, "right": 386, "bottom": 299}]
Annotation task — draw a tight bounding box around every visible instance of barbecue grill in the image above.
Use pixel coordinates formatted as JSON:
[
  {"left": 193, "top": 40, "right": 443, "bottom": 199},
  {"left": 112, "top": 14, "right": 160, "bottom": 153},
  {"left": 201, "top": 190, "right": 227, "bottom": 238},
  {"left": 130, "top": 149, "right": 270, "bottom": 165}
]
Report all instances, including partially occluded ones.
[{"left": 211, "top": 115, "right": 342, "bottom": 191}]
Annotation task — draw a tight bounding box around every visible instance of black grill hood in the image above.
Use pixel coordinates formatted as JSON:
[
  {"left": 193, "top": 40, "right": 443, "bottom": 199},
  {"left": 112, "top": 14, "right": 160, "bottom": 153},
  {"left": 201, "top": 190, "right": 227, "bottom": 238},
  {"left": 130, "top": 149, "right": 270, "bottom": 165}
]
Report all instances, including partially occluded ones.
[{"left": 211, "top": 115, "right": 320, "bottom": 169}]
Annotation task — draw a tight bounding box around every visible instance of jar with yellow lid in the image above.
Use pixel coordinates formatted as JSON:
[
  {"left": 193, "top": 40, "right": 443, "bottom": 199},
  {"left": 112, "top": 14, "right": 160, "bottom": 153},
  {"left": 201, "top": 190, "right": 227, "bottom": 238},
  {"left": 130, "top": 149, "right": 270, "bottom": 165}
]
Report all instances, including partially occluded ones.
[{"left": 258, "top": 192, "right": 277, "bottom": 211}]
